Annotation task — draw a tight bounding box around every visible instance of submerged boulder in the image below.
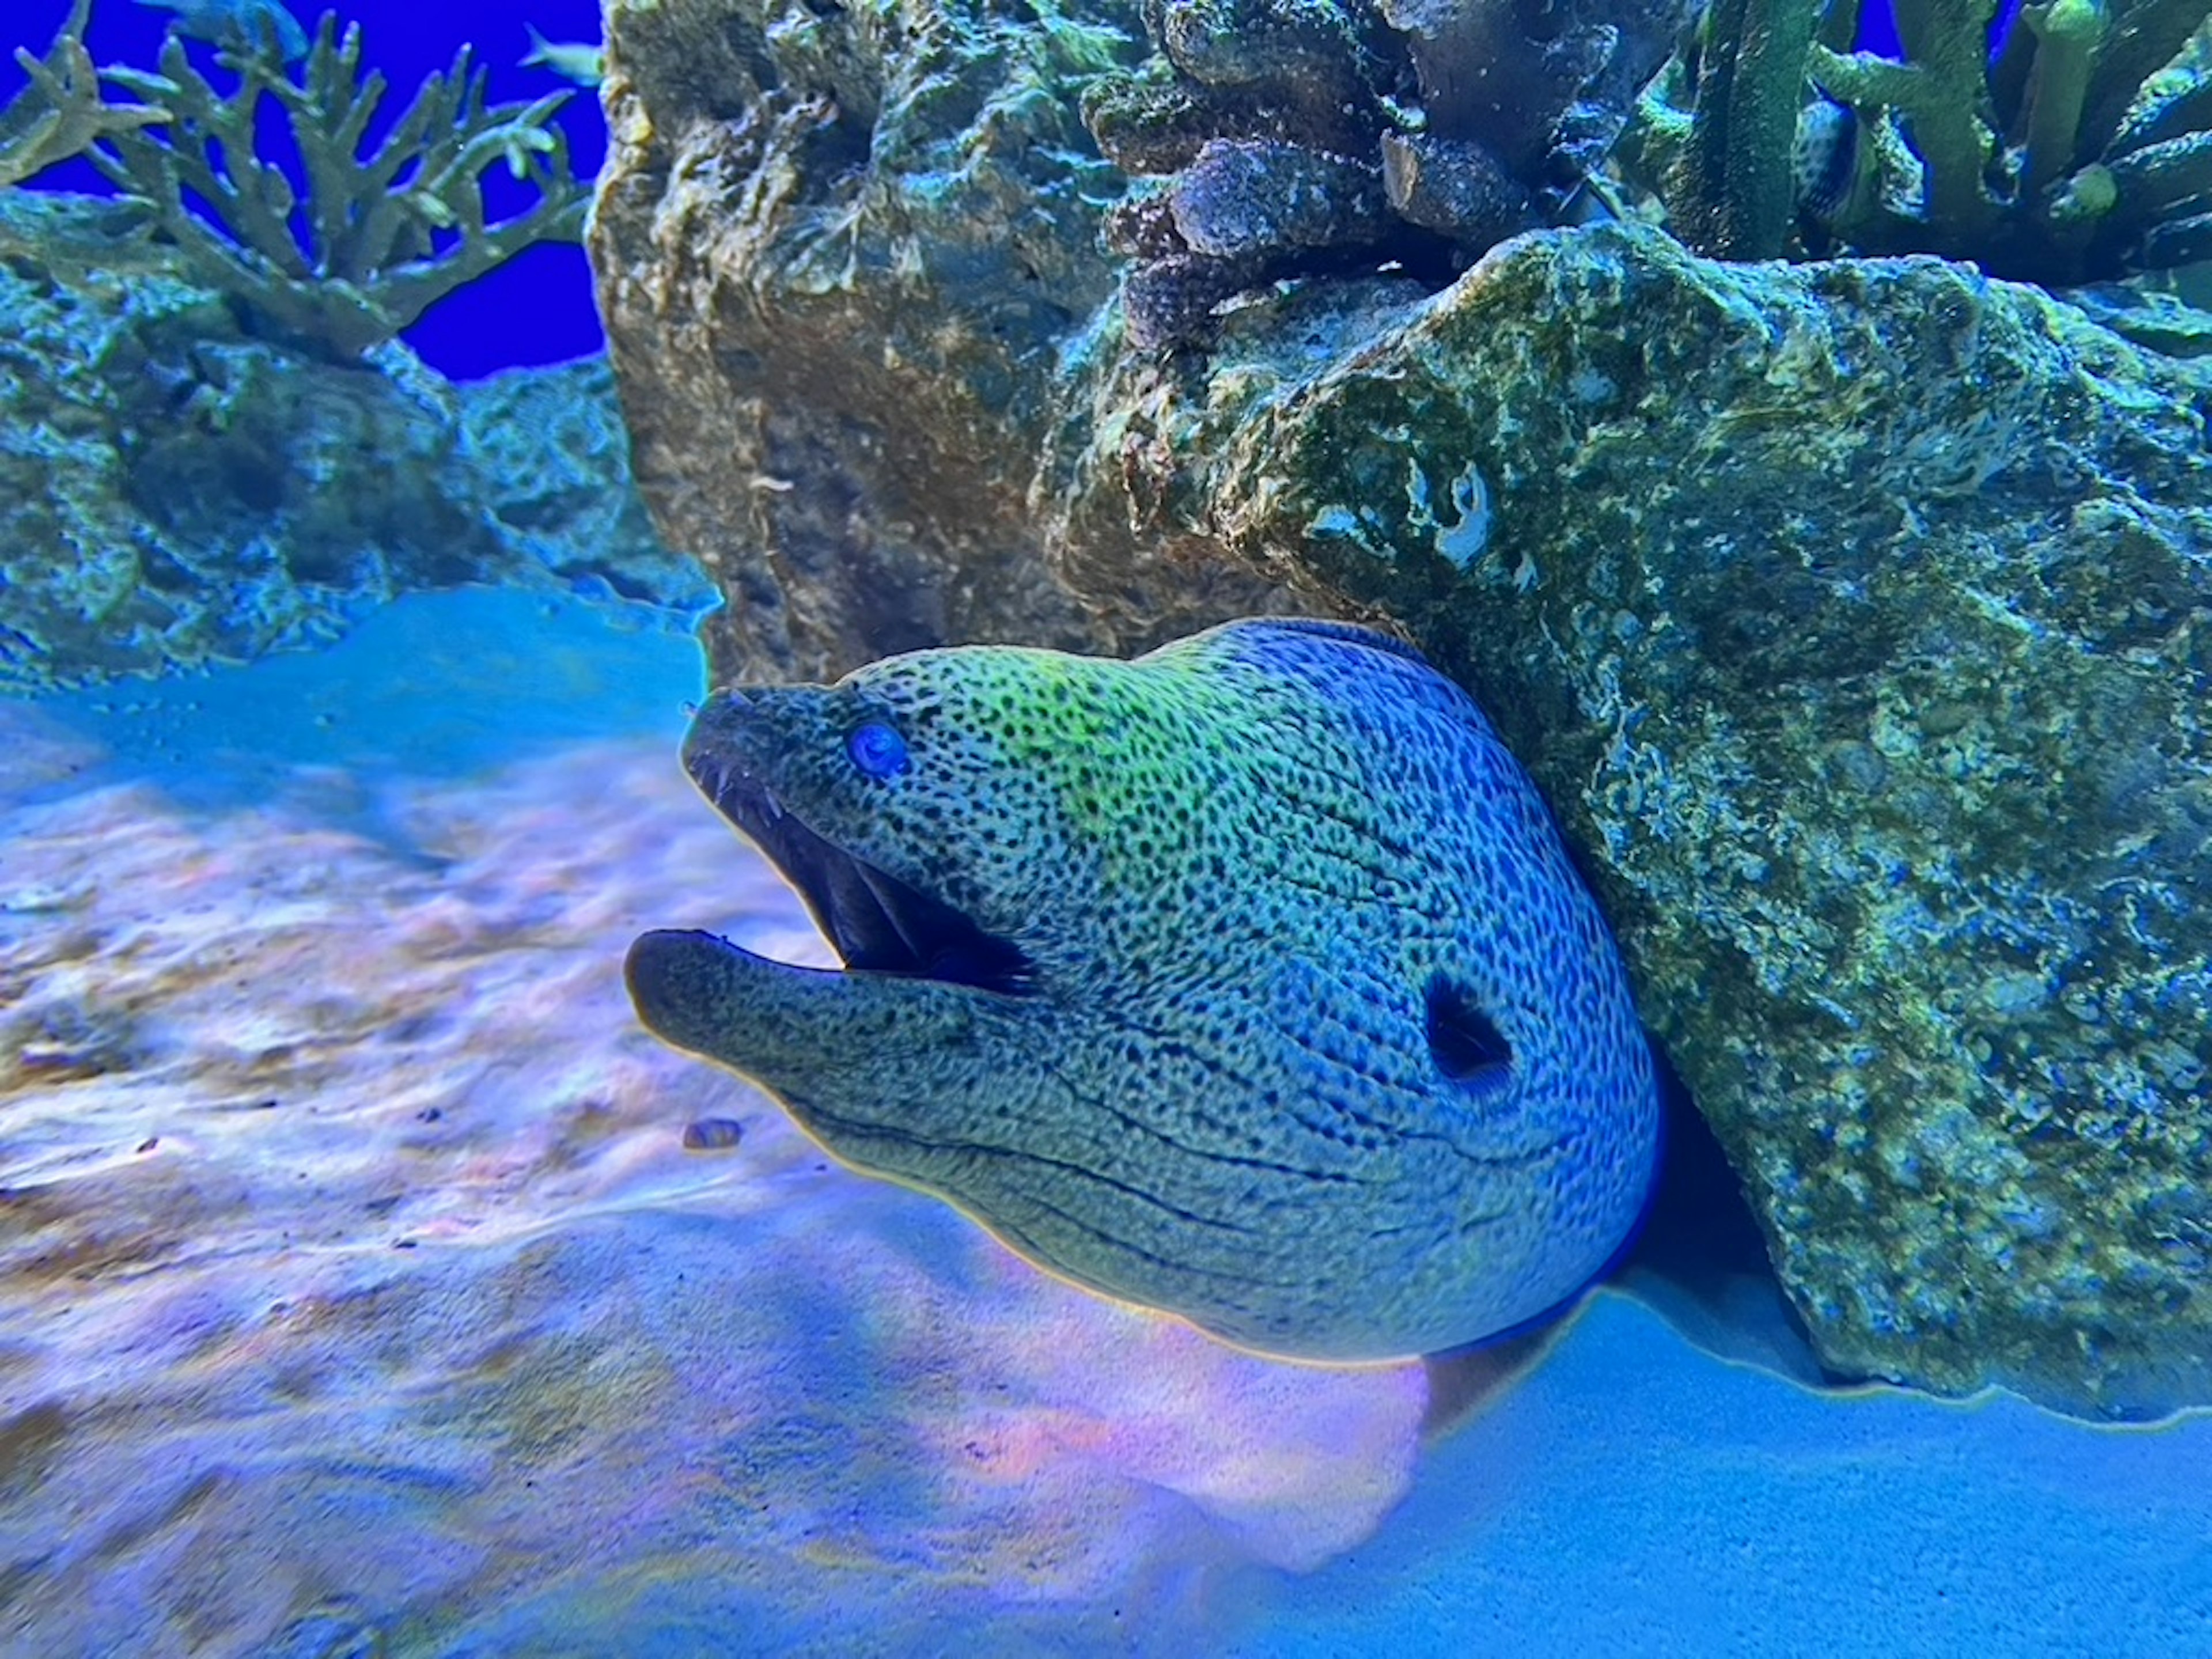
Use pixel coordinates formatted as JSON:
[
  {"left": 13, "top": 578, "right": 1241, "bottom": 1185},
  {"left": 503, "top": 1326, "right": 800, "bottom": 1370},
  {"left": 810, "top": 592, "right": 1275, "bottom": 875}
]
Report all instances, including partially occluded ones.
[
  {"left": 1152, "top": 230, "right": 2212, "bottom": 1419},
  {"left": 593, "top": 0, "right": 2212, "bottom": 1416},
  {"left": 0, "top": 190, "right": 709, "bottom": 694},
  {"left": 589, "top": 0, "right": 1291, "bottom": 683}
]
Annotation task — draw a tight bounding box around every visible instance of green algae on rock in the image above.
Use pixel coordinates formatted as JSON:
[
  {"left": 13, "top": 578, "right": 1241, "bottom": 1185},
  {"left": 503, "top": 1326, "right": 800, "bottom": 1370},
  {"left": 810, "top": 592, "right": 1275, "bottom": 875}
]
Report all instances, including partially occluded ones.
[{"left": 0, "top": 191, "right": 707, "bottom": 694}]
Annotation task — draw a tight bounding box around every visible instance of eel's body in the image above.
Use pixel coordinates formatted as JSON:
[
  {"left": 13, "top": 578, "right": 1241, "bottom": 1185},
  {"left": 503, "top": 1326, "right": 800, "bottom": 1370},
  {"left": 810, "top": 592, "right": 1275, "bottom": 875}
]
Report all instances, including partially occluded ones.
[{"left": 628, "top": 619, "right": 1659, "bottom": 1361}]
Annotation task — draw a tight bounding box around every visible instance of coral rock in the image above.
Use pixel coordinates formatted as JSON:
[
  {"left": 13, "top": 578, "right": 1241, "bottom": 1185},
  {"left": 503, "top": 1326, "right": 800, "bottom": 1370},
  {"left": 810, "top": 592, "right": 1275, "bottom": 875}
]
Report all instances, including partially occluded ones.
[{"left": 591, "top": 0, "right": 1292, "bottom": 685}]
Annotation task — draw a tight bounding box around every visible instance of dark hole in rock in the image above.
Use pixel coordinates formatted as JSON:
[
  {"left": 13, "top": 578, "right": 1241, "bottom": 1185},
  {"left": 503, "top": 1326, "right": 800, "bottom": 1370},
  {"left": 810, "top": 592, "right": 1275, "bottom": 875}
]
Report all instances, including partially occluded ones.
[{"left": 1614, "top": 1053, "right": 1832, "bottom": 1387}]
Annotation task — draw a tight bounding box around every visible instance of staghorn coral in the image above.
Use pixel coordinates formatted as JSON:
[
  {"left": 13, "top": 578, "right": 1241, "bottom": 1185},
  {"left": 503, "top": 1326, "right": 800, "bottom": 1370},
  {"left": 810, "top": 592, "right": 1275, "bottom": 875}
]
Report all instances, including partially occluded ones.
[
  {"left": 90, "top": 12, "right": 586, "bottom": 357},
  {"left": 1640, "top": 0, "right": 2212, "bottom": 283},
  {"left": 0, "top": 0, "right": 168, "bottom": 187},
  {"left": 1634, "top": 0, "right": 1840, "bottom": 259},
  {"left": 1083, "top": 0, "right": 1690, "bottom": 347}
]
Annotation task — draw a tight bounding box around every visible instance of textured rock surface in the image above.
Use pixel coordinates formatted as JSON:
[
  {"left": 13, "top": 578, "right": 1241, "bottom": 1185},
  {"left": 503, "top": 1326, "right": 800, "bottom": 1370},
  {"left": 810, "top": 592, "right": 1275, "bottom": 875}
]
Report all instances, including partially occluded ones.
[
  {"left": 0, "top": 190, "right": 708, "bottom": 693},
  {"left": 590, "top": 0, "right": 1292, "bottom": 684},
  {"left": 594, "top": 0, "right": 2212, "bottom": 1415}
]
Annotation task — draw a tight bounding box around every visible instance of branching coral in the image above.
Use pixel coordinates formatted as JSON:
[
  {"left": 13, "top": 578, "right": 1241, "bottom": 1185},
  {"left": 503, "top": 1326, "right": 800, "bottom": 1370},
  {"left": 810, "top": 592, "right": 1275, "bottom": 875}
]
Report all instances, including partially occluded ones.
[
  {"left": 1813, "top": 0, "right": 2212, "bottom": 279},
  {"left": 1641, "top": 0, "right": 2212, "bottom": 283},
  {"left": 1645, "top": 0, "right": 1838, "bottom": 258},
  {"left": 1084, "top": 0, "right": 1690, "bottom": 347},
  {"left": 0, "top": 0, "right": 168, "bottom": 188},
  {"left": 89, "top": 13, "right": 586, "bottom": 357}
]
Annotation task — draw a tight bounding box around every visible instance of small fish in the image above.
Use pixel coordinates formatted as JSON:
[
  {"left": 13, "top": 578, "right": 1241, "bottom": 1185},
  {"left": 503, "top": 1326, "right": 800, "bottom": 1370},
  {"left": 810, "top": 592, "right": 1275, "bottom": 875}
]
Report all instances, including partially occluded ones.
[
  {"left": 1792, "top": 97, "right": 1859, "bottom": 228},
  {"left": 628, "top": 619, "right": 1660, "bottom": 1362},
  {"left": 520, "top": 24, "right": 604, "bottom": 88},
  {"left": 133, "top": 0, "right": 309, "bottom": 63}
]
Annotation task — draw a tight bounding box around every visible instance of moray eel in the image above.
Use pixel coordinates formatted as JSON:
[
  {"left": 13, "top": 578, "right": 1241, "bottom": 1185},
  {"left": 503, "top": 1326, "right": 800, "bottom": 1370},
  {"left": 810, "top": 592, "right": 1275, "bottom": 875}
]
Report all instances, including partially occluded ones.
[{"left": 627, "top": 619, "right": 1659, "bottom": 1362}]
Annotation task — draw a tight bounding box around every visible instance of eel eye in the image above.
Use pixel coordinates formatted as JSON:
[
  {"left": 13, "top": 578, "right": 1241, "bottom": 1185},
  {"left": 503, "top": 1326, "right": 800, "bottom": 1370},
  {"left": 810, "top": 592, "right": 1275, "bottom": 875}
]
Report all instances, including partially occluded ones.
[{"left": 847, "top": 721, "right": 910, "bottom": 781}]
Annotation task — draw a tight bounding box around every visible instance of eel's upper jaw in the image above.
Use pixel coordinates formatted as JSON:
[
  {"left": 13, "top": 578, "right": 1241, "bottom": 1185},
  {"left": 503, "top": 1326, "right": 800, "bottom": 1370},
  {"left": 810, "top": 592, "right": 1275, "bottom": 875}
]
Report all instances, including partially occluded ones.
[{"left": 684, "top": 719, "right": 1035, "bottom": 997}]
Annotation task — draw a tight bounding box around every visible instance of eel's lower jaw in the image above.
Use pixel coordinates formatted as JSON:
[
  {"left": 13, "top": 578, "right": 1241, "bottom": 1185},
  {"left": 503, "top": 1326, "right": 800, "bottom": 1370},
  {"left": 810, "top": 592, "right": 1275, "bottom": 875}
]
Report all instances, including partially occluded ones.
[
  {"left": 625, "top": 929, "right": 755, "bottom": 1060},
  {"left": 624, "top": 927, "right": 1005, "bottom": 1093},
  {"left": 626, "top": 927, "right": 861, "bottom": 1082}
]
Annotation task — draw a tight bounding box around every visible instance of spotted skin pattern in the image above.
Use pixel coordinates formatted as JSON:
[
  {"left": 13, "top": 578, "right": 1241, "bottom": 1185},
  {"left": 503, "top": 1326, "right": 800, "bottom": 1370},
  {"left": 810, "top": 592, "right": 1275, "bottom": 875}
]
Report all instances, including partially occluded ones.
[{"left": 627, "top": 619, "right": 1660, "bottom": 1361}]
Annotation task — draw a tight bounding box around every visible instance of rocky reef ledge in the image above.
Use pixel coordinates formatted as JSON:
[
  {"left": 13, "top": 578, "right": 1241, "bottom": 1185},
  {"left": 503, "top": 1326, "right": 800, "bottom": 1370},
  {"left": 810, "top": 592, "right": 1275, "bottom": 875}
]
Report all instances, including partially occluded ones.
[
  {"left": 0, "top": 190, "right": 709, "bottom": 694},
  {"left": 592, "top": 0, "right": 2212, "bottom": 1418}
]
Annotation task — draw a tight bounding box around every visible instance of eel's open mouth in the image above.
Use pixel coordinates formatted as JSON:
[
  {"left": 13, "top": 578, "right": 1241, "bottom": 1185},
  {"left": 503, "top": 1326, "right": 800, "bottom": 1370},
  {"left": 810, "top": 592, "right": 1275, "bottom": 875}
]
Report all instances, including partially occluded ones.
[{"left": 688, "top": 738, "right": 1034, "bottom": 995}]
